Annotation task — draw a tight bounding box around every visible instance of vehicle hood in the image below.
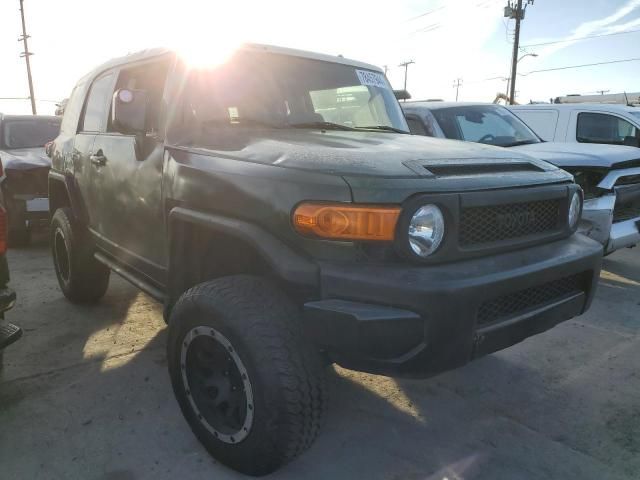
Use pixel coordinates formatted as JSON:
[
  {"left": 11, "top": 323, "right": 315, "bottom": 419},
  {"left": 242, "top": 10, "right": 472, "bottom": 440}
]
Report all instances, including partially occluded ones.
[
  {"left": 186, "top": 129, "right": 558, "bottom": 177},
  {"left": 511, "top": 142, "right": 640, "bottom": 169},
  {"left": 0, "top": 147, "right": 51, "bottom": 171},
  {"left": 181, "top": 129, "right": 572, "bottom": 203}
]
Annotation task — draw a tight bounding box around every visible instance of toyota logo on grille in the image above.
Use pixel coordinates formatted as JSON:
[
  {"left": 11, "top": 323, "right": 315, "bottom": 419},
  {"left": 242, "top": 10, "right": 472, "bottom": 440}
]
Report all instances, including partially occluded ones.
[{"left": 496, "top": 210, "right": 537, "bottom": 229}]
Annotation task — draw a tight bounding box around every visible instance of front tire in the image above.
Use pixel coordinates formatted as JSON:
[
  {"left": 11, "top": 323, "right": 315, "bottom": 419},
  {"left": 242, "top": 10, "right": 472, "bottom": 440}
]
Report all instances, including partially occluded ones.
[
  {"left": 167, "top": 275, "right": 326, "bottom": 476},
  {"left": 50, "top": 208, "right": 110, "bottom": 303}
]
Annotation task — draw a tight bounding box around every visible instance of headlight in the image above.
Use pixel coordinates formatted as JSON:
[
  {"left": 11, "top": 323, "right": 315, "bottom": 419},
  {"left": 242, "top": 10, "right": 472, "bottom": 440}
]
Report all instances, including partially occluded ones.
[
  {"left": 568, "top": 190, "right": 582, "bottom": 229},
  {"left": 408, "top": 204, "right": 445, "bottom": 257}
]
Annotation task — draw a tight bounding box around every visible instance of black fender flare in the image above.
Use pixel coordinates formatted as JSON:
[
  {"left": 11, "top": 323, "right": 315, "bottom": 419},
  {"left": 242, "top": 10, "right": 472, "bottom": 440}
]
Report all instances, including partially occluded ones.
[
  {"left": 48, "top": 170, "right": 89, "bottom": 225},
  {"left": 167, "top": 207, "right": 319, "bottom": 300}
]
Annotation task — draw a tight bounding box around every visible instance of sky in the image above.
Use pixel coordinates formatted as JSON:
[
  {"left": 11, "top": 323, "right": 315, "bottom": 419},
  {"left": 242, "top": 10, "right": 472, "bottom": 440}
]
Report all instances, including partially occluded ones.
[{"left": 1, "top": 0, "right": 639, "bottom": 115}]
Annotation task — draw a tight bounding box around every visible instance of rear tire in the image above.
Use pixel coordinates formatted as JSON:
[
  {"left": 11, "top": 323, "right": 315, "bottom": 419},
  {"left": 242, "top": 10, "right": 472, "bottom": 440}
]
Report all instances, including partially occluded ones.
[
  {"left": 51, "top": 208, "right": 110, "bottom": 303},
  {"left": 167, "top": 275, "right": 326, "bottom": 476}
]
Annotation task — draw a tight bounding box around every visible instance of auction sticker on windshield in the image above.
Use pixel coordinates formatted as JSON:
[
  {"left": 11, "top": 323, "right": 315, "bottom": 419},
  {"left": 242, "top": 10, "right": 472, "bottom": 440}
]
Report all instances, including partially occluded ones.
[{"left": 356, "top": 70, "right": 388, "bottom": 89}]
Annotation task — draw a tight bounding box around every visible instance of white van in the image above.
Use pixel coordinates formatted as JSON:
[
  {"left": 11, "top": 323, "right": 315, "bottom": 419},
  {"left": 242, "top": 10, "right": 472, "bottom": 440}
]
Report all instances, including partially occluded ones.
[{"left": 509, "top": 104, "right": 640, "bottom": 148}]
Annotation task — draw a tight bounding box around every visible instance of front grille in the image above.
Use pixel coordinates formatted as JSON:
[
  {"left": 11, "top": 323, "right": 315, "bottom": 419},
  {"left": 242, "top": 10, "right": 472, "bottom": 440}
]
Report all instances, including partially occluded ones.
[
  {"left": 477, "top": 274, "right": 585, "bottom": 326},
  {"left": 460, "top": 199, "right": 561, "bottom": 247},
  {"left": 613, "top": 202, "right": 640, "bottom": 222}
]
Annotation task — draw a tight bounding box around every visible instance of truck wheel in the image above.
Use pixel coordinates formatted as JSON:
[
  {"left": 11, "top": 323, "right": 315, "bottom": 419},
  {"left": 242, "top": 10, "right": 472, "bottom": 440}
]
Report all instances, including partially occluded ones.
[
  {"left": 167, "top": 275, "right": 326, "bottom": 476},
  {"left": 51, "top": 208, "right": 110, "bottom": 303}
]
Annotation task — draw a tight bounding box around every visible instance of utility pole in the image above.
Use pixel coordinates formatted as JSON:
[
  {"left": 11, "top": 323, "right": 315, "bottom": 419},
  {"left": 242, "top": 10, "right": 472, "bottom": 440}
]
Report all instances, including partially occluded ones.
[
  {"left": 399, "top": 60, "right": 415, "bottom": 99},
  {"left": 597, "top": 89, "right": 610, "bottom": 95},
  {"left": 383, "top": 65, "right": 389, "bottom": 75},
  {"left": 453, "top": 78, "right": 463, "bottom": 101},
  {"left": 18, "top": 0, "right": 36, "bottom": 115},
  {"left": 505, "top": 0, "right": 533, "bottom": 105}
]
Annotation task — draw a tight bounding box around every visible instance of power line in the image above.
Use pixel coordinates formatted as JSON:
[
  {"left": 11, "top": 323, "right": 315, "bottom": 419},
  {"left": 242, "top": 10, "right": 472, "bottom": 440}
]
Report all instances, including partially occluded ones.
[
  {"left": 519, "top": 57, "right": 640, "bottom": 76},
  {"left": 406, "top": 6, "right": 445, "bottom": 22},
  {"left": 521, "top": 27, "right": 640, "bottom": 48}
]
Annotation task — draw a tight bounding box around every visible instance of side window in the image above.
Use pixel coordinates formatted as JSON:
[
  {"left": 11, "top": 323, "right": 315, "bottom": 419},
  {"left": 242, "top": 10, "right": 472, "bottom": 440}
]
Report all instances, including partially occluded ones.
[
  {"left": 60, "top": 85, "right": 85, "bottom": 135},
  {"left": 80, "top": 73, "right": 115, "bottom": 132},
  {"left": 577, "top": 112, "right": 638, "bottom": 145},
  {"left": 405, "top": 115, "right": 428, "bottom": 136},
  {"left": 110, "top": 60, "right": 171, "bottom": 134}
]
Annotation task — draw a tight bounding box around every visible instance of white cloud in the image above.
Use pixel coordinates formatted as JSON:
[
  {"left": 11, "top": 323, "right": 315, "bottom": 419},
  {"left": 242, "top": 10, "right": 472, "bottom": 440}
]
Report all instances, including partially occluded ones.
[{"left": 537, "top": 0, "right": 640, "bottom": 58}]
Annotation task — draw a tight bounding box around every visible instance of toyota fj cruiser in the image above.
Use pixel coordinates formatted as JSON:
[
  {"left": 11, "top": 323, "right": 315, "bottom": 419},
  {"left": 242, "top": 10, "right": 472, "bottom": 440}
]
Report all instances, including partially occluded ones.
[{"left": 49, "top": 45, "right": 602, "bottom": 476}]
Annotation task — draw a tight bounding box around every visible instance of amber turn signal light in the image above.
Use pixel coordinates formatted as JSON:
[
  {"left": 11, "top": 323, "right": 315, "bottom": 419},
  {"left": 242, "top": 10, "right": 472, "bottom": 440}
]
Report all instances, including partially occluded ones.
[{"left": 293, "top": 203, "right": 401, "bottom": 241}]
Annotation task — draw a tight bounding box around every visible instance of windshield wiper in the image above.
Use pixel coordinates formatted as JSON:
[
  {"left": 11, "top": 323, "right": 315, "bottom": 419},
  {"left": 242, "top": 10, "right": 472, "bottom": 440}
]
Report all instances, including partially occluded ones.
[
  {"left": 289, "top": 121, "right": 357, "bottom": 131},
  {"left": 503, "top": 139, "right": 540, "bottom": 147},
  {"left": 355, "top": 125, "right": 410, "bottom": 134}
]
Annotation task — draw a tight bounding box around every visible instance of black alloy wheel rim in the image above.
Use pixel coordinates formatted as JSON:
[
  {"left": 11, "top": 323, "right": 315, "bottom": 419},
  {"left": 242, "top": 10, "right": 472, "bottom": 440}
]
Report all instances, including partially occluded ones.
[{"left": 180, "top": 326, "right": 254, "bottom": 443}]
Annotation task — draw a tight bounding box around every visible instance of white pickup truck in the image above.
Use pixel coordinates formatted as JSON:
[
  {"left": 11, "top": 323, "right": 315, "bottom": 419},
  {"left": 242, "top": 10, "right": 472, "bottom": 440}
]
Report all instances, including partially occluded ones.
[{"left": 509, "top": 104, "right": 640, "bottom": 148}]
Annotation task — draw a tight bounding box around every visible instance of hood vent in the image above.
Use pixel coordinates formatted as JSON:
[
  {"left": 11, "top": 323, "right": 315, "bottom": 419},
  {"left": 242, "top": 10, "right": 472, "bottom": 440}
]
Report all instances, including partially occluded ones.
[{"left": 425, "top": 162, "right": 542, "bottom": 177}]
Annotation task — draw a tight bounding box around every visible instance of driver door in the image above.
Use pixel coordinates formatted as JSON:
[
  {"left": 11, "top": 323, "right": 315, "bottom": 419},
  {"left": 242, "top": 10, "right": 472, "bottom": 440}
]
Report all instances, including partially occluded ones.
[{"left": 88, "top": 58, "right": 172, "bottom": 286}]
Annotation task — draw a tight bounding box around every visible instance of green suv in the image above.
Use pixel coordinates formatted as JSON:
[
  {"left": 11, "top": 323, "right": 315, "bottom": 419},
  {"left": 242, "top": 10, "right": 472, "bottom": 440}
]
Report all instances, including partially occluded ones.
[{"left": 48, "top": 44, "right": 602, "bottom": 475}]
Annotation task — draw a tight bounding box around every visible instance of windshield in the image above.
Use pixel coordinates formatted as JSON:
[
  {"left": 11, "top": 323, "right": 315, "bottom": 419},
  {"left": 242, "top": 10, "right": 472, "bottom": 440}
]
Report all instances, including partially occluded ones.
[
  {"left": 173, "top": 51, "right": 409, "bottom": 140},
  {"left": 431, "top": 105, "right": 541, "bottom": 147},
  {"left": 2, "top": 118, "right": 61, "bottom": 149}
]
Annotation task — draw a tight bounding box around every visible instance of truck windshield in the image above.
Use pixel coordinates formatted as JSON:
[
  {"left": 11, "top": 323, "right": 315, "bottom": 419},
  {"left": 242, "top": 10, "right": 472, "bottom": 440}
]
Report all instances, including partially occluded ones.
[
  {"left": 431, "top": 105, "right": 541, "bottom": 147},
  {"left": 2, "top": 118, "right": 61, "bottom": 149},
  {"left": 175, "top": 51, "right": 409, "bottom": 137}
]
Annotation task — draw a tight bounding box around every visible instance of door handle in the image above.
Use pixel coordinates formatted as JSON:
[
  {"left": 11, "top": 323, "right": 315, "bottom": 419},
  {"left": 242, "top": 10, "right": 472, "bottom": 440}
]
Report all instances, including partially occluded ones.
[{"left": 90, "top": 152, "right": 107, "bottom": 166}]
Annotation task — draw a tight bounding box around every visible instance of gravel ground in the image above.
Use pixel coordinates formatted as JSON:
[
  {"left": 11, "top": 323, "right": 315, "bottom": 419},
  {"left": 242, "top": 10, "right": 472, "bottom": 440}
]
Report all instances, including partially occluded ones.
[{"left": 0, "top": 237, "right": 638, "bottom": 480}]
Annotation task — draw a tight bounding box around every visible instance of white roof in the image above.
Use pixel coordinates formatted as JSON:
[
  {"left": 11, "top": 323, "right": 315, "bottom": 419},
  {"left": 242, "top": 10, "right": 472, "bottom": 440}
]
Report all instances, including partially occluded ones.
[
  {"left": 242, "top": 43, "right": 383, "bottom": 72},
  {"left": 81, "top": 44, "right": 383, "bottom": 86}
]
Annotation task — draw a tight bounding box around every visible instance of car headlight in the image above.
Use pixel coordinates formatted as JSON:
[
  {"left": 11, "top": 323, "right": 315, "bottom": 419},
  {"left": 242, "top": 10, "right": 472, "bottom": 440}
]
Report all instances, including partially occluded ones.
[
  {"left": 568, "top": 190, "right": 582, "bottom": 229},
  {"left": 408, "top": 204, "right": 445, "bottom": 257}
]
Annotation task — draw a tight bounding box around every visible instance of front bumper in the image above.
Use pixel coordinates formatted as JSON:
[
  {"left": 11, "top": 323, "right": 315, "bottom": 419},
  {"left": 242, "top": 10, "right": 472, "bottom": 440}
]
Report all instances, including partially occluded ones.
[
  {"left": 580, "top": 189, "right": 640, "bottom": 255},
  {"left": 304, "top": 234, "right": 602, "bottom": 378}
]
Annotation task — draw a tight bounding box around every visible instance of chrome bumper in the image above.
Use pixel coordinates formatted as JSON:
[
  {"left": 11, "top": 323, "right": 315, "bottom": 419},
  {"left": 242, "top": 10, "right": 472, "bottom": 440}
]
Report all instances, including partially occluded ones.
[{"left": 580, "top": 192, "right": 640, "bottom": 255}]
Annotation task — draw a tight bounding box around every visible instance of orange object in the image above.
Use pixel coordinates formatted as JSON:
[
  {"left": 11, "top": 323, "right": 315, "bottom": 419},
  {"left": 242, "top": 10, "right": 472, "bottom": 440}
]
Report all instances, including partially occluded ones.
[{"left": 293, "top": 203, "right": 401, "bottom": 241}]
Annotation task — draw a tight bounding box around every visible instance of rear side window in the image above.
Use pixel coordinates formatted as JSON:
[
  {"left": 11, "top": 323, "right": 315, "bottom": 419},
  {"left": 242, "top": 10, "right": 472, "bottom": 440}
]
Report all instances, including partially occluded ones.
[
  {"left": 60, "top": 86, "right": 85, "bottom": 135},
  {"left": 80, "top": 73, "right": 115, "bottom": 132},
  {"left": 577, "top": 112, "right": 638, "bottom": 145},
  {"left": 512, "top": 109, "right": 558, "bottom": 141}
]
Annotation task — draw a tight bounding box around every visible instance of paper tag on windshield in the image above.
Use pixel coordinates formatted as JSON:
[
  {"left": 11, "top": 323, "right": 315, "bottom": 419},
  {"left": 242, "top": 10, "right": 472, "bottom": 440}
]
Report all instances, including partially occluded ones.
[{"left": 356, "top": 70, "right": 388, "bottom": 89}]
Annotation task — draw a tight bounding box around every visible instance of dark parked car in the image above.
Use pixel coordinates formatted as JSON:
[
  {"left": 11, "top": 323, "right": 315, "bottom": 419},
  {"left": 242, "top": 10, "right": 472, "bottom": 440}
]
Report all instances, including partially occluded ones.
[
  {"left": 0, "top": 114, "right": 61, "bottom": 245},
  {"left": 0, "top": 203, "right": 20, "bottom": 370},
  {"left": 49, "top": 45, "right": 602, "bottom": 475}
]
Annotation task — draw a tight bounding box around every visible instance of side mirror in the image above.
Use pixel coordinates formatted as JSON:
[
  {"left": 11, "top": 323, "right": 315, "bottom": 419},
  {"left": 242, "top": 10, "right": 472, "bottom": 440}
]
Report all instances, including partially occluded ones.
[{"left": 112, "top": 89, "right": 147, "bottom": 134}]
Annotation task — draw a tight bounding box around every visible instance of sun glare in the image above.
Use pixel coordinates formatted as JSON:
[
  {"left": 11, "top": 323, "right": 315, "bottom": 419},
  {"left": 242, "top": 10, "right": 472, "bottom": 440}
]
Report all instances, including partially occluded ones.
[{"left": 167, "top": 35, "right": 242, "bottom": 69}]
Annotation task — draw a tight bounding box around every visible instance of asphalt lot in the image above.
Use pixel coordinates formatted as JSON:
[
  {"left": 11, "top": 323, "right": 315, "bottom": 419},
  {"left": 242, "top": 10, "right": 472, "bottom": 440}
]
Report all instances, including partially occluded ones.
[{"left": 0, "top": 236, "right": 638, "bottom": 480}]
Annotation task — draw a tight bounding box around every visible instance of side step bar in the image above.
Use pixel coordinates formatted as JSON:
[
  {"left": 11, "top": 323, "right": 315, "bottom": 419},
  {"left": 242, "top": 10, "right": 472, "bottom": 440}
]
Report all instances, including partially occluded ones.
[
  {"left": 0, "top": 322, "right": 22, "bottom": 349},
  {"left": 95, "top": 252, "right": 165, "bottom": 302}
]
